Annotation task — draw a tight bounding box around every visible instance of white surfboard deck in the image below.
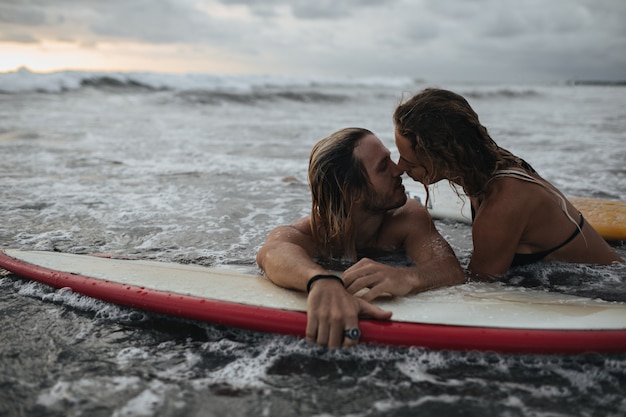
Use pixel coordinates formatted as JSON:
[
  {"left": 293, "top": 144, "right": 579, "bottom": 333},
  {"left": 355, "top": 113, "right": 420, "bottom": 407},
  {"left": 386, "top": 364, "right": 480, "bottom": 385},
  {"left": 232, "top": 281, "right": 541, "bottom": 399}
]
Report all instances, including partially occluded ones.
[
  {"left": 3, "top": 249, "right": 625, "bottom": 331},
  {"left": 406, "top": 181, "right": 472, "bottom": 223}
]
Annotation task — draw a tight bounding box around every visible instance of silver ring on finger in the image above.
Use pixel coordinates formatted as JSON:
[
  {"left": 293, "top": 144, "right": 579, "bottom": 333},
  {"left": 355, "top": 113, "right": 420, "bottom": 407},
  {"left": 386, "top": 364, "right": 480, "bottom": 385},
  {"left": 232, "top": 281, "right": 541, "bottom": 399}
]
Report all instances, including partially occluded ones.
[{"left": 344, "top": 327, "right": 361, "bottom": 340}]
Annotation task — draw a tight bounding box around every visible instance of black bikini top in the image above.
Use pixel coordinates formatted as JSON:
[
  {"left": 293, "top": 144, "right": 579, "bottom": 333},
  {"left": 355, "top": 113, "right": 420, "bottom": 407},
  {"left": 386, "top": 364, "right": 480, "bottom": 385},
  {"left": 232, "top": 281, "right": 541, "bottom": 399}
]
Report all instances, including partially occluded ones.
[
  {"left": 510, "top": 212, "right": 584, "bottom": 267},
  {"left": 470, "top": 195, "right": 585, "bottom": 268}
]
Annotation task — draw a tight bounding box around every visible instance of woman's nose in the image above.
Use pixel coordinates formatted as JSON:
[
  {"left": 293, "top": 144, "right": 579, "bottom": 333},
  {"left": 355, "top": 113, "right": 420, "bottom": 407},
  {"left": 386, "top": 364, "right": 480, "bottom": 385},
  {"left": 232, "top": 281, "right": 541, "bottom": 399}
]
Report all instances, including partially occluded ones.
[{"left": 392, "top": 160, "right": 404, "bottom": 176}]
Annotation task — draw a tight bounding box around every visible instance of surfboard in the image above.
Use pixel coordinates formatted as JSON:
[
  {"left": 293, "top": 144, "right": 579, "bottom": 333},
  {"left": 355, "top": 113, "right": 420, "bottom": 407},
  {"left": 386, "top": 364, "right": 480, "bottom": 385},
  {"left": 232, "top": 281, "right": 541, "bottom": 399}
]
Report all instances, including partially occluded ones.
[
  {"left": 407, "top": 181, "right": 626, "bottom": 241},
  {"left": 1, "top": 249, "right": 625, "bottom": 354},
  {"left": 407, "top": 182, "right": 472, "bottom": 224},
  {"left": 569, "top": 197, "right": 626, "bottom": 241}
]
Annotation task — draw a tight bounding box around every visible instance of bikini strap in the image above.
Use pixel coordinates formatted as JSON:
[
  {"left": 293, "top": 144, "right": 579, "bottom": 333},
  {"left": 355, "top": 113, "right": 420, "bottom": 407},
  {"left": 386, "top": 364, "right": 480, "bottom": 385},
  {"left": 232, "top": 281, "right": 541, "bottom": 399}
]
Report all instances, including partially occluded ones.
[
  {"left": 491, "top": 169, "right": 583, "bottom": 237},
  {"left": 548, "top": 212, "right": 585, "bottom": 254}
]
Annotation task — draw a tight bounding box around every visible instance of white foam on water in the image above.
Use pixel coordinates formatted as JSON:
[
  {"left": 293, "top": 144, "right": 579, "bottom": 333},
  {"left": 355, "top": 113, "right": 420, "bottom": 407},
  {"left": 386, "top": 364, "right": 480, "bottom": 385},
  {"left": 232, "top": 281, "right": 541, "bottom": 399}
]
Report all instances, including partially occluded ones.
[
  {"left": 36, "top": 381, "right": 72, "bottom": 408},
  {"left": 13, "top": 278, "right": 148, "bottom": 324},
  {"left": 192, "top": 338, "right": 285, "bottom": 389},
  {"left": 112, "top": 380, "right": 183, "bottom": 417},
  {"left": 116, "top": 347, "right": 151, "bottom": 368},
  {"left": 155, "top": 349, "right": 204, "bottom": 382},
  {"left": 553, "top": 367, "right": 605, "bottom": 392},
  {"left": 14, "top": 230, "right": 75, "bottom": 250},
  {"left": 37, "top": 376, "right": 142, "bottom": 409},
  {"left": 367, "top": 394, "right": 465, "bottom": 416}
]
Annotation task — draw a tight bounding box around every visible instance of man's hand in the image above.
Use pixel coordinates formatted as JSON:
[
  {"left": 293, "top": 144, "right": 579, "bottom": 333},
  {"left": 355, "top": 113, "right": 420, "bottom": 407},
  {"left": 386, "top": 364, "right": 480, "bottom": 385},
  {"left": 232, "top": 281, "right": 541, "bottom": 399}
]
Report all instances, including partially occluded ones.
[
  {"left": 342, "top": 258, "right": 415, "bottom": 301},
  {"left": 305, "top": 278, "right": 392, "bottom": 348}
]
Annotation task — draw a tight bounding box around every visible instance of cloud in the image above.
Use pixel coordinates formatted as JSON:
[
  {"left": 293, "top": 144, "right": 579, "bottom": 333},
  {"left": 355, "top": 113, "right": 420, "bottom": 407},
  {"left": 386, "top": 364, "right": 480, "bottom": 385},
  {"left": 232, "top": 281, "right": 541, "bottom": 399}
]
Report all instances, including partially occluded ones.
[
  {"left": 88, "top": 1, "right": 229, "bottom": 44},
  {"left": 0, "top": 31, "right": 38, "bottom": 43},
  {"left": 0, "top": 0, "right": 236, "bottom": 44},
  {"left": 0, "top": 0, "right": 624, "bottom": 81},
  {"left": 216, "top": 0, "right": 398, "bottom": 20},
  {"left": 384, "top": 0, "right": 626, "bottom": 81},
  {"left": 0, "top": 4, "right": 45, "bottom": 25}
]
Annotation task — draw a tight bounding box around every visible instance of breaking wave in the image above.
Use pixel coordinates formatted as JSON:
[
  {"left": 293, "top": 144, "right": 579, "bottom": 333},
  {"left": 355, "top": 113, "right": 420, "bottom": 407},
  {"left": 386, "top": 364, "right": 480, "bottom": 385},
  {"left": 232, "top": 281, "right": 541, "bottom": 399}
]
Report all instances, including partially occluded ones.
[{"left": 0, "top": 66, "right": 416, "bottom": 95}]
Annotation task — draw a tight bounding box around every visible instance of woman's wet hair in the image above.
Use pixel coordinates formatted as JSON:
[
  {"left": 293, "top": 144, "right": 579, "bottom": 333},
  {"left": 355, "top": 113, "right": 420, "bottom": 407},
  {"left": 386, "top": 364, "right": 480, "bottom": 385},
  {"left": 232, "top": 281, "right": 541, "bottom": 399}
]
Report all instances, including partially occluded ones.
[{"left": 394, "top": 88, "right": 528, "bottom": 196}]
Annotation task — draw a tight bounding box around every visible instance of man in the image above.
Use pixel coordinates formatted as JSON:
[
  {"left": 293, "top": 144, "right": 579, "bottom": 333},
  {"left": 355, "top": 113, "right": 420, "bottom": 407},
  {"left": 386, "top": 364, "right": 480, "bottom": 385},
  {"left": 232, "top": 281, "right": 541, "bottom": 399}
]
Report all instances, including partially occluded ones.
[{"left": 256, "top": 128, "right": 465, "bottom": 348}]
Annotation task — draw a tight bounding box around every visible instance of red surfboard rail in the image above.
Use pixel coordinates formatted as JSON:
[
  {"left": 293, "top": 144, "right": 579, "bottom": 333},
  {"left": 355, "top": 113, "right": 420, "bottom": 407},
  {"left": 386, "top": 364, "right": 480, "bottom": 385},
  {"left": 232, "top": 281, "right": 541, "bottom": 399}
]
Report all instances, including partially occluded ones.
[{"left": 1, "top": 249, "right": 625, "bottom": 354}]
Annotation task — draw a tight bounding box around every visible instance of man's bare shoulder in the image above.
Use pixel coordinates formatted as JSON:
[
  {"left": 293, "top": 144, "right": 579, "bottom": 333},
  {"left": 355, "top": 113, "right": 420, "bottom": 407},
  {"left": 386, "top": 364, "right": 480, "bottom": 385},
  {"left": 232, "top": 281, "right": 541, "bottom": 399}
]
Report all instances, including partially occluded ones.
[
  {"left": 259, "top": 216, "right": 319, "bottom": 259},
  {"left": 290, "top": 216, "right": 313, "bottom": 235},
  {"left": 265, "top": 216, "right": 313, "bottom": 241},
  {"left": 389, "top": 198, "right": 430, "bottom": 222},
  {"left": 379, "top": 198, "right": 433, "bottom": 244}
]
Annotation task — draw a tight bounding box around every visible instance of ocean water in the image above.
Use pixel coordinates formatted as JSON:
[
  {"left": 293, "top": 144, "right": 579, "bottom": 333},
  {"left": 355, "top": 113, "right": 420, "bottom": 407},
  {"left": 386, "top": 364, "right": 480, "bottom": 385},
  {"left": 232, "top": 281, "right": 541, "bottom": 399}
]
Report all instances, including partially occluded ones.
[{"left": 1, "top": 68, "right": 625, "bottom": 417}]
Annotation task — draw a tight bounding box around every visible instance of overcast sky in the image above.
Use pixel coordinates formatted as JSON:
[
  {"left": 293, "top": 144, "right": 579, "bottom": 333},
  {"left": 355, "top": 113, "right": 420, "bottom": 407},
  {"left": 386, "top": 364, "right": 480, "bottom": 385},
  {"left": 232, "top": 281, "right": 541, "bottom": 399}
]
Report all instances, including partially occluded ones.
[{"left": 1, "top": 0, "right": 624, "bottom": 82}]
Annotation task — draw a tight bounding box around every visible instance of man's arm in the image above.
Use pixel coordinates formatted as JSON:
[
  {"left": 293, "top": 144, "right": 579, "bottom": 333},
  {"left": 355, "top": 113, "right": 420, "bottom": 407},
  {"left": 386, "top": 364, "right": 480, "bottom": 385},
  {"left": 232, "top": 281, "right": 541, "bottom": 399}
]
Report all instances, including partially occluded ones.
[
  {"left": 256, "top": 217, "right": 392, "bottom": 348},
  {"left": 403, "top": 205, "right": 466, "bottom": 290},
  {"left": 343, "top": 200, "right": 465, "bottom": 300},
  {"left": 256, "top": 217, "right": 329, "bottom": 291}
]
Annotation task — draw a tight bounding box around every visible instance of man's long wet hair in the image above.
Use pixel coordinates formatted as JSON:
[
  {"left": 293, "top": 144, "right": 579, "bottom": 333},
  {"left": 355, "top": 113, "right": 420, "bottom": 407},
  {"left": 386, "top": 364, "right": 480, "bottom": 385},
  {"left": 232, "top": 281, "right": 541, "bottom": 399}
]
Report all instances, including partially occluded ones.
[
  {"left": 393, "top": 88, "right": 528, "bottom": 197},
  {"left": 309, "top": 127, "right": 371, "bottom": 261}
]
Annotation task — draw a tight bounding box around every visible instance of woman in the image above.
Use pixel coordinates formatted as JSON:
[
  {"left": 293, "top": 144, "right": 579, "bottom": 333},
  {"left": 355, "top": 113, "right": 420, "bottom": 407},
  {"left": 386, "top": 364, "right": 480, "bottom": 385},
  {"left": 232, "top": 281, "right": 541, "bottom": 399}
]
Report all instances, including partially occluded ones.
[{"left": 393, "top": 88, "right": 623, "bottom": 279}]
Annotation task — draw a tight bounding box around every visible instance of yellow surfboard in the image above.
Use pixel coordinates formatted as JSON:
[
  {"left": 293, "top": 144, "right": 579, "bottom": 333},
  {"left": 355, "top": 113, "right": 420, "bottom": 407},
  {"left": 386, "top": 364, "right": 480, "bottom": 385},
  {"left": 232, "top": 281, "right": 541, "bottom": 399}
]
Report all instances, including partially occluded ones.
[{"left": 569, "top": 197, "right": 626, "bottom": 241}]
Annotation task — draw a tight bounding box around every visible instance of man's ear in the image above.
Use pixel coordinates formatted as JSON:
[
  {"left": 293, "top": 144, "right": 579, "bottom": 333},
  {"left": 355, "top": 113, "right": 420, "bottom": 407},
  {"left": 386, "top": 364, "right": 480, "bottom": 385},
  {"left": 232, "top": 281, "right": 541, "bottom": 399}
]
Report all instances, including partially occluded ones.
[{"left": 352, "top": 188, "right": 365, "bottom": 205}]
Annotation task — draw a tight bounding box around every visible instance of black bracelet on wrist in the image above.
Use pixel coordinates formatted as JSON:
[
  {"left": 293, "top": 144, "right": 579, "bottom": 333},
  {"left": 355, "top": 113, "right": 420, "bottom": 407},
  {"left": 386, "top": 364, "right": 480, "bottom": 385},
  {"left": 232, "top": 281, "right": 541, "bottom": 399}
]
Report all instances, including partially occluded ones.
[{"left": 306, "top": 274, "right": 344, "bottom": 294}]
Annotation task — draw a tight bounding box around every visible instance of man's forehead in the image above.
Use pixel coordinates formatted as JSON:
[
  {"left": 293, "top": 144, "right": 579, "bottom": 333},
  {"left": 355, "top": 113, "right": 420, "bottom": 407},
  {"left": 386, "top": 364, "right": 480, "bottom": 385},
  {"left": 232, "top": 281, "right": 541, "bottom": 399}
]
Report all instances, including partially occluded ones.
[{"left": 353, "top": 134, "right": 389, "bottom": 161}]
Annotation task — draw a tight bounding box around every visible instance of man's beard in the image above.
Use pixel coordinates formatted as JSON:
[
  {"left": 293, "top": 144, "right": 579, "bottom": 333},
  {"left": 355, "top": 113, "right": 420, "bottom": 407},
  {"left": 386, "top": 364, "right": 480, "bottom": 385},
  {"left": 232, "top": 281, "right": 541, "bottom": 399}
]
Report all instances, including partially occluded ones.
[{"left": 364, "top": 187, "right": 407, "bottom": 213}]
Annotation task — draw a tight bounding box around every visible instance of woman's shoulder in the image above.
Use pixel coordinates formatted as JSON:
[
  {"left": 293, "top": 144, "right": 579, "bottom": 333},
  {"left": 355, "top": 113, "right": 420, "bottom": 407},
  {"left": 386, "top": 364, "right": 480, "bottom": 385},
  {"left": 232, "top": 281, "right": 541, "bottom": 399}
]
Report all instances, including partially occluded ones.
[
  {"left": 487, "top": 172, "right": 550, "bottom": 206},
  {"left": 475, "top": 177, "right": 541, "bottom": 224}
]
